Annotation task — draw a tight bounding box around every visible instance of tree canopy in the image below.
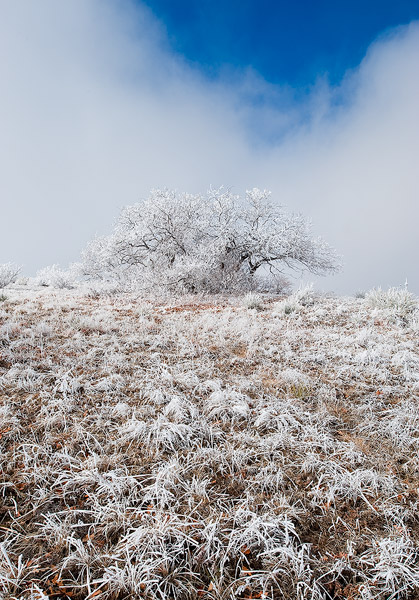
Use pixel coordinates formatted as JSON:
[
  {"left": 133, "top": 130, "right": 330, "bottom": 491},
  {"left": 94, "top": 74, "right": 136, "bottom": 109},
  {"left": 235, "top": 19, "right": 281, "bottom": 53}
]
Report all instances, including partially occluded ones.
[{"left": 81, "top": 188, "right": 340, "bottom": 293}]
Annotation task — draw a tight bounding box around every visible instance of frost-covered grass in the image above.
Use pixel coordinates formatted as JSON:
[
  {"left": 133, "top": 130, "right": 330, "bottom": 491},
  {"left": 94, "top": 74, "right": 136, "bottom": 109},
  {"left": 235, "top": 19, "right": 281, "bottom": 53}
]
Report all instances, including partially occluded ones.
[
  {"left": 0, "top": 286, "right": 418, "bottom": 599},
  {"left": 365, "top": 287, "right": 417, "bottom": 321}
]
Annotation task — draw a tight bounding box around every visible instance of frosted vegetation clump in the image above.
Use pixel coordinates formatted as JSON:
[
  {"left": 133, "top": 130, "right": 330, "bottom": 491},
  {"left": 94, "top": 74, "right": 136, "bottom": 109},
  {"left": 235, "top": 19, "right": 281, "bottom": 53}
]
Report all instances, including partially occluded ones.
[
  {"left": 80, "top": 187, "right": 340, "bottom": 294},
  {"left": 273, "top": 283, "right": 316, "bottom": 315},
  {"left": 34, "top": 264, "right": 77, "bottom": 289},
  {"left": 242, "top": 292, "right": 264, "bottom": 310},
  {"left": 365, "top": 286, "right": 418, "bottom": 325}
]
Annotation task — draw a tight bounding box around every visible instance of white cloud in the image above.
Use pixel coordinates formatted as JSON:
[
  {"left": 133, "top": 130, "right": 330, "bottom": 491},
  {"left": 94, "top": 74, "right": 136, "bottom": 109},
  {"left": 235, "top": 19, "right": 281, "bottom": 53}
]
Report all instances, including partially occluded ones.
[{"left": 0, "top": 1, "right": 418, "bottom": 293}]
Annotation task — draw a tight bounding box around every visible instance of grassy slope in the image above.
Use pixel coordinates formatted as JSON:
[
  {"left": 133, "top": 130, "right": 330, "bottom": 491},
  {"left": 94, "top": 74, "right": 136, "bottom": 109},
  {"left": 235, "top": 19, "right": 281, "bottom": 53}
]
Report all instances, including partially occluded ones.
[{"left": 0, "top": 287, "right": 418, "bottom": 600}]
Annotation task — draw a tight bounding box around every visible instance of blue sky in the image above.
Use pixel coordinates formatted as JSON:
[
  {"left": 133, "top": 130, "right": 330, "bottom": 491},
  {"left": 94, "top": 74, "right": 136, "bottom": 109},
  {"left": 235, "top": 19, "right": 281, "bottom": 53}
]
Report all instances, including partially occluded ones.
[{"left": 141, "top": 0, "right": 419, "bottom": 86}]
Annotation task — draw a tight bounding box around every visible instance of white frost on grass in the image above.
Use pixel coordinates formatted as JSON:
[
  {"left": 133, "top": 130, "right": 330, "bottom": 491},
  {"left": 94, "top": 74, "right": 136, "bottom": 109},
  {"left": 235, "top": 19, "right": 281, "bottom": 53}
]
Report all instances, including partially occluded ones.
[{"left": 0, "top": 285, "right": 418, "bottom": 599}]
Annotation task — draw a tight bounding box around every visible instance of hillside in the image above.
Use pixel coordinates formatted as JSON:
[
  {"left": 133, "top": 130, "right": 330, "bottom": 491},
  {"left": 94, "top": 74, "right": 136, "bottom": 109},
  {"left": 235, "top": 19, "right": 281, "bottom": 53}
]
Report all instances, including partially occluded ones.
[{"left": 0, "top": 286, "right": 418, "bottom": 599}]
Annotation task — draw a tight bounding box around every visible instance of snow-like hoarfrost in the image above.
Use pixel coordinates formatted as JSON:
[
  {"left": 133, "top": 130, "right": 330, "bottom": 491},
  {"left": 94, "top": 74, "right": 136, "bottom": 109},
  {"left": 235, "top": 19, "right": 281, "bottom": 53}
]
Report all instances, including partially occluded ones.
[{"left": 0, "top": 285, "right": 418, "bottom": 599}]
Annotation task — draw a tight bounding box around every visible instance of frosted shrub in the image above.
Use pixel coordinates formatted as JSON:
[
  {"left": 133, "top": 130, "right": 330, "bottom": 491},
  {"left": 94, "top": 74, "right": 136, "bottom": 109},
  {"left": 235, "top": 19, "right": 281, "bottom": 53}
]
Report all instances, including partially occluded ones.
[
  {"left": 83, "top": 281, "right": 122, "bottom": 298},
  {"left": 256, "top": 272, "right": 292, "bottom": 294},
  {"left": 15, "top": 277, "right": 29, "bottom": 286},
  {"left": 365, "top": 286, "right": 417, "bottom": 314},
  {"left": 273, "top": 284, "right": 315, "bottom": 315},
  {"left": 365, "top": 287, "right": 418, "bottom": 323},
  {"left": 293, "top": 283, "right": 316, "bottom": 305},
  {"left": 35, "top": 264, "right": 75, "bottom": 289},
  {"left": 242, "top": 292, "right": 264, "bottom": 310},
  {"left": 0, "top": 263, "right": 21, "bottom": 288}
]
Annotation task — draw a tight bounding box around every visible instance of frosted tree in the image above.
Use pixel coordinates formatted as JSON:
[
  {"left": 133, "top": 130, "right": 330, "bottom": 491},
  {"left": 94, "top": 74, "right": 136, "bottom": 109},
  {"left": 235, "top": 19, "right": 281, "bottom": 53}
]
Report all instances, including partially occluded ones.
[{"left": 81, "top": 188, "right": 340, "bottom": 293}]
